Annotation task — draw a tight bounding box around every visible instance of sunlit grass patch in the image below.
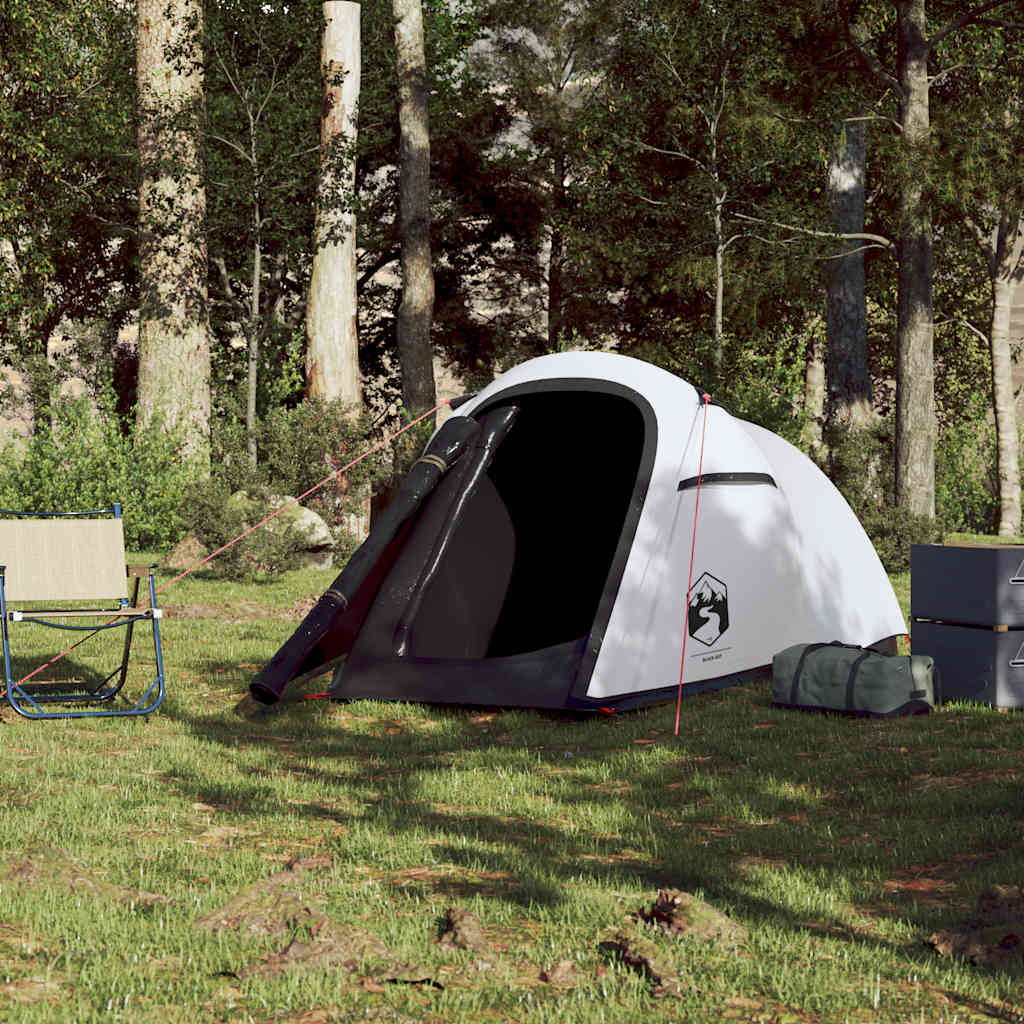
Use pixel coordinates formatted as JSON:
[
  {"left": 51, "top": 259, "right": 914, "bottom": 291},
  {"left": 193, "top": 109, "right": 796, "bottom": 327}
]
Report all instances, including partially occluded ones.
[{"left": 0, "top": 549, "right": 1022, "bottom": 1021}]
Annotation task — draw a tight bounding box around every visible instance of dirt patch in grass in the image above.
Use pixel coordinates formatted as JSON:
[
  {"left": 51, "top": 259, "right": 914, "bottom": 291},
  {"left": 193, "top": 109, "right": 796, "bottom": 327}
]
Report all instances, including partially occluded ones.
[
  {"left": 382, "top": 864, "right": 519, "bottom": 901},
  {"left": 927, "top": 884, "right": 1024, "bottom": 969},
  {"left": 878, "top": 851, "right": 1002, "bottom": 907},
  {"left": 598, "top": 927, "right": 683, "bottom": 997},
  {"left": 637, "top": 888, "right": 748, "bottom": 947},
  {"left": 195, "top": 855, "right": 333, "bottom": 938},
  {"left": 0, "top": 974, "right": 64, "bottom": 1005},
  {"left": 0, "top": 846, "right": 168, "bottom": 908}
]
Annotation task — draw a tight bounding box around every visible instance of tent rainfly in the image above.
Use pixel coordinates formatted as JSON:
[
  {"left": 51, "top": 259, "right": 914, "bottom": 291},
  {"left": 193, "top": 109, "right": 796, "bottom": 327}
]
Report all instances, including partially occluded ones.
[{"left": 251, "top": 352, "right": 907, "bottom": 711}]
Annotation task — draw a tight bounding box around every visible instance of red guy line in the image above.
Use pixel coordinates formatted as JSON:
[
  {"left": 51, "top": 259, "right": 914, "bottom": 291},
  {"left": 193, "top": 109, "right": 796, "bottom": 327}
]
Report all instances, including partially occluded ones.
[
  {"left": 10, "top": 401, "right": 451, "bottom": 688},
  {"left": 674, "top": 393, "right": 711, "bottom": 737}
]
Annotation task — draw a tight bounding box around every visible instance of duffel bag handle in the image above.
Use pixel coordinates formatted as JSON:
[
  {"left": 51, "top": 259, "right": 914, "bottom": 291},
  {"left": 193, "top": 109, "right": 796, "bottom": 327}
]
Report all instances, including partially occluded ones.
[
  {"left": 844, "top": 649, "right": 874, "bottom": 711},
  {"left": 789, "top": 641, "right": 871, "bottom": 706}
]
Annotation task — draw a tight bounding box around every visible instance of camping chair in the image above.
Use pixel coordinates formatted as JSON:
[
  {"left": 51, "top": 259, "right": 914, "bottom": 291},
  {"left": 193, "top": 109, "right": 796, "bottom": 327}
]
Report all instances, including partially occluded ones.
[{"left": 0, "top": 504, "right": 165, "bottom": 719}]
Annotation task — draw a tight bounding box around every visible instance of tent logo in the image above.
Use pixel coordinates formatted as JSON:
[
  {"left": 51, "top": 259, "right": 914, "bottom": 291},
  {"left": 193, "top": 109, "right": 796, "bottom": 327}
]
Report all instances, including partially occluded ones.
[
  {"left": 688, "top": 572, "right": 729, "bottom": 647},
  {"left": 1011, "top": 559, "right": 1024, "bottom": 585}
]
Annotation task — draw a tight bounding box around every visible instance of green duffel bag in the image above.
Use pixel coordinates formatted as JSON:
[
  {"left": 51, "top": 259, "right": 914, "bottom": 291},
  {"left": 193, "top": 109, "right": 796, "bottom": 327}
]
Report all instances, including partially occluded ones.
[{"left": 771, "top": 641, "right": 937, "bottom": 716}]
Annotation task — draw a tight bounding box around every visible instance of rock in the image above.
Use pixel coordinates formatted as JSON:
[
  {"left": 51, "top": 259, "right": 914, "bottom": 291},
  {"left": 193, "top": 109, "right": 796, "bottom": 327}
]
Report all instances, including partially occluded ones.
[
  {"left": 229, "top": 490, "right": 335, "bottom": 570},
  {"left": 164, "top": 534, "right": 209, "bottom": 570},
  {"left": 268, "top": 497, "right": 335, "bottom": 570},
  {"left": 438, "top": 908, "right": 489, "bottom": 952},
  {"left": 638, "top": 888, "right": 748, "bottom": 947}
]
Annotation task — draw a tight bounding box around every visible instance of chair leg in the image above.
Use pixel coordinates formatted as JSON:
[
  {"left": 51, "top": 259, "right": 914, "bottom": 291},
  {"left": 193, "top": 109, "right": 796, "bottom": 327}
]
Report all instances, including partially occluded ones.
[{"left": 114, "top": 575, "right": 142, "bottom": 699}]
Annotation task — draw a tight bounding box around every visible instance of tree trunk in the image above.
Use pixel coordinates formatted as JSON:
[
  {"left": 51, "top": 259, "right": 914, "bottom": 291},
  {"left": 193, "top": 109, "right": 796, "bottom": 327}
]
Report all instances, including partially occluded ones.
[
  {"left": 801, "top": 324, "right": 826, "bottom": 457},
  {"left": 393, "top": 0, "right": 437, "bottom": 417},
  {"left": 825, "top": 118, "right": 873, "bottom": 430},
  {"left": 547, "top": 149, "right": 567, "bottom": 351},
  {"left": 894, "top": 0, "right": 935, "bottom": 517},
  {"left": 136, "top": 0, "right": 211, "bottom": 466},
  {"left": 247, "top": 201, "right": 262, "bottom": 467},
  {"left": 973, "top": 211, "right": 1024, "bottom": 537},
  {"left": 306, "top": 1, "right": 362, "bottom": 410},
  {"left": 991, "top": 272, "right": 1021, "bottom": 536}
]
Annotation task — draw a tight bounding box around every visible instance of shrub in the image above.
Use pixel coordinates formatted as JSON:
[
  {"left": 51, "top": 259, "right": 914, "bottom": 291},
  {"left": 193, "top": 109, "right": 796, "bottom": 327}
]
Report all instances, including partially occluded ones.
[
  {"left": 856, "top": 503, "right": 944, "bottom": 573},
  {"left": 0, "top": 391, "right": 197, "bottom": 549},
  {"left": 178, "top": 396, "right": 392, "bottom": 577},
  {"left": 935, "top": 393, "right": 998, "bottom": 534},
  {"left": 179, "top": 480, "right": 308, "bottom": 579},
  {"left": 825, "top": 419, "right": 943, "bottom": 572}
]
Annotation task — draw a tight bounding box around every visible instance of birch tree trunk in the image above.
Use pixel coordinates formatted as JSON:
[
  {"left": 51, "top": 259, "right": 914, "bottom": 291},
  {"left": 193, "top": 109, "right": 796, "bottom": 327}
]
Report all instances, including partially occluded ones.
[
  {"left": 972, "top": 212, "right": 1024, "bottom": 537},
  {"left": 801, "top": 325, "right": 826, "bottom": 456},
  {"left": 306, "top": 1, "right": 362, "bottom": 410},
  {"left": 546, "top": 149, "right": 567, "bottom": 351},
  {"left": 992, "top": 273, "right": 1022, "bottom": 536},
  {"left": 894, "top": 0, "right": 935, "bottom": 517},
  {"left": 393, "top": 0, "right": 437, "bottom": 417},
  {"left": 136, "top": 0, "right": 211, "bottom": 465}
]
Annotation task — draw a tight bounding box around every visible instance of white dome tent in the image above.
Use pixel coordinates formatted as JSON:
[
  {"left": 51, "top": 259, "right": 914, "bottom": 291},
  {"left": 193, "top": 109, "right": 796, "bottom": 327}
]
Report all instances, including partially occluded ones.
[{"left": 251, "top": 352, "right": 906, "bottom": 711}]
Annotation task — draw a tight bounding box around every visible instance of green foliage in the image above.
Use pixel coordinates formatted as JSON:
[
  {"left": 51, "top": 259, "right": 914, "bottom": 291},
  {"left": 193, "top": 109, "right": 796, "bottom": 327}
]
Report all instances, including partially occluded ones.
[
  {"left": 0, "top": 0, "right": 137, "bottom": 389},
  {"left": 178, "top": 479, "right": 309, "bottom": 579},
  {"left": 179, "top": 396, "right": 389, "bottom": 578},
  {"left": 0, "top": 392, "right": 197, "bottom": 549},
  {"left": 856, "top": 504, "right": 944, "bottom": 574},
  {"left": 935, "top": 393, "right": 998, "bottom": 535},
  {"left": 826, "top": 421, "right": 943, "bottom": 572},
  {"left": 632, "top": 323, "right": 808, "bottom": 443}
]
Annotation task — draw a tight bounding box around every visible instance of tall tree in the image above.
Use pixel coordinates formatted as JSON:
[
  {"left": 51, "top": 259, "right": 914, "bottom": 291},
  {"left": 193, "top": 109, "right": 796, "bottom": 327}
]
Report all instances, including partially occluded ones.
[
  {"left": 0, "top": 1, "right": 137, "bottom": 414},
  {"left": 472, "top": 0, "right": 620, "bottom": 354},
  {"left": 970, "top": 212, "right": 1024, "bottom": 535},
  {"left": 935, "top": 24, "right": 1024, "bottom": 535},
  {"left": 840, "top": 0, "right": 1022, "bottom": 517},
  {"left": 584, "top": 0, "right": 815, "bottom": 384},
  {"left": 825, "top": 118, "right": 874, "bottom": 433},
  {"left": 307, "top": 1, "right": 363, "bottom": 415},
  {"left": 205, "top": 0, "right": 323, "bottom": 465},
  {"left": 392, "top": 0, "right": 436, "bottom": 417},
  {"left": 136, "top": 0, "right": 211, "bottom": 463}
]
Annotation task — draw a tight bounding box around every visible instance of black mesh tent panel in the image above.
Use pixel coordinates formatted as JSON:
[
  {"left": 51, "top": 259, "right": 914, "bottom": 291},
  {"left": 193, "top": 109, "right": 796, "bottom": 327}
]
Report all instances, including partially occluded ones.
[{"left": 329, "top": 385, "right": 653, "bottom": 709}]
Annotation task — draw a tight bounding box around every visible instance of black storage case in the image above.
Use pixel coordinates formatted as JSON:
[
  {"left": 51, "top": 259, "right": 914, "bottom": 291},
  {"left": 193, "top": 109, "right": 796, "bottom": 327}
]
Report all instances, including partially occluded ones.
[{"left": 911, "top": 543, "right": 1024, "bottom": 708}]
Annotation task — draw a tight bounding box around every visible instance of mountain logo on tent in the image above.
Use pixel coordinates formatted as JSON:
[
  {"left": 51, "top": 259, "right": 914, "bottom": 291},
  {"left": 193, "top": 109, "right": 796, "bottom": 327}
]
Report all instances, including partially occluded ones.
[
  {"left": 688, "top": 572, "right": 729, "bottom": 647},
  {"left": 1011, "top": 559, "right": 1024, "bottom": 584}
]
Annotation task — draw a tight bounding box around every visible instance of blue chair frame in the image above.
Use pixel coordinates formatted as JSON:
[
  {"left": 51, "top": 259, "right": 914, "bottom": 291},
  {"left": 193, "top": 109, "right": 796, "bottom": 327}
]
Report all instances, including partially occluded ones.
[{"left": 0, "top": 505, "right": 166, "bottom": 719}]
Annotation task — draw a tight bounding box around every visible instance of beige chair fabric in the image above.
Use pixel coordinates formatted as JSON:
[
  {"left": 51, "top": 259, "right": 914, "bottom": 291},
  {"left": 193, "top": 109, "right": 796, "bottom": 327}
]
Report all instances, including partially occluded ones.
[{"left": 0, "top": 519, "right": 129, "bottom": 602}]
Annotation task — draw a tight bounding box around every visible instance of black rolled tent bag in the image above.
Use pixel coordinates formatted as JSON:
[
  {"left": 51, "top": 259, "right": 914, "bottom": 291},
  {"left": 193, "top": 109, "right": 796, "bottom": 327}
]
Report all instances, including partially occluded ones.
[{"left": 771, "top": 641, "right": 937, "bottom": 716}]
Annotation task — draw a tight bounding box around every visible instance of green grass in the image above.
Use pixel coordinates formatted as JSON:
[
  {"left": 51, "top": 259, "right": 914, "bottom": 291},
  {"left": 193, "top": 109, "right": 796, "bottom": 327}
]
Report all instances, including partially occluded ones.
[{"left": 0, "top": 549, "right": 1022, "bottom": 1023}]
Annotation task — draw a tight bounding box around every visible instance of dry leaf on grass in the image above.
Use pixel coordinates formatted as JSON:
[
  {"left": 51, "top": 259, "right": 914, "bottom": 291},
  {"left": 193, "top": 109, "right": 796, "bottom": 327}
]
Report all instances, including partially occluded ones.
[
  {"left": 637, "top": 888, "right": 748, "bottom": 947},
  {"left": 598, "top": 928, "right": 683, "bottom": 998},
  {"left": 539, "top": 959, "right": 579, "bottom": 987},
  {"left": 437, "top": 907, "right": 489, "bottom": 953}
]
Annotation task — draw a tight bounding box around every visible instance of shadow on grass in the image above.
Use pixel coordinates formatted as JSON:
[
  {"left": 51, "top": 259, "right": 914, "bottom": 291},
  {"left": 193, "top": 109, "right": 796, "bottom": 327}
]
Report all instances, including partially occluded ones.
[{"left": 152, "top": 675, "right": 1024, "bottom": 977}]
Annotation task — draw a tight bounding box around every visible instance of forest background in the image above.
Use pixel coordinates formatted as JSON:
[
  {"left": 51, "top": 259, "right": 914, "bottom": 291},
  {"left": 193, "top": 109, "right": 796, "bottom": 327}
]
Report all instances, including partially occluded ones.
[{"left": 2, "top": 0, "right": 1024, "bottom": 572}]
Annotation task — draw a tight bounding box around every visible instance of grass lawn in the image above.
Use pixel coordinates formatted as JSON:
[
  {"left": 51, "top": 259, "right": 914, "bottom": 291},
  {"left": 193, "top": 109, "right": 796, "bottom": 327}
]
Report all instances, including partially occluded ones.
[{"left": 0, "top": 551, "right": 1022, "bottom": 1023}]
